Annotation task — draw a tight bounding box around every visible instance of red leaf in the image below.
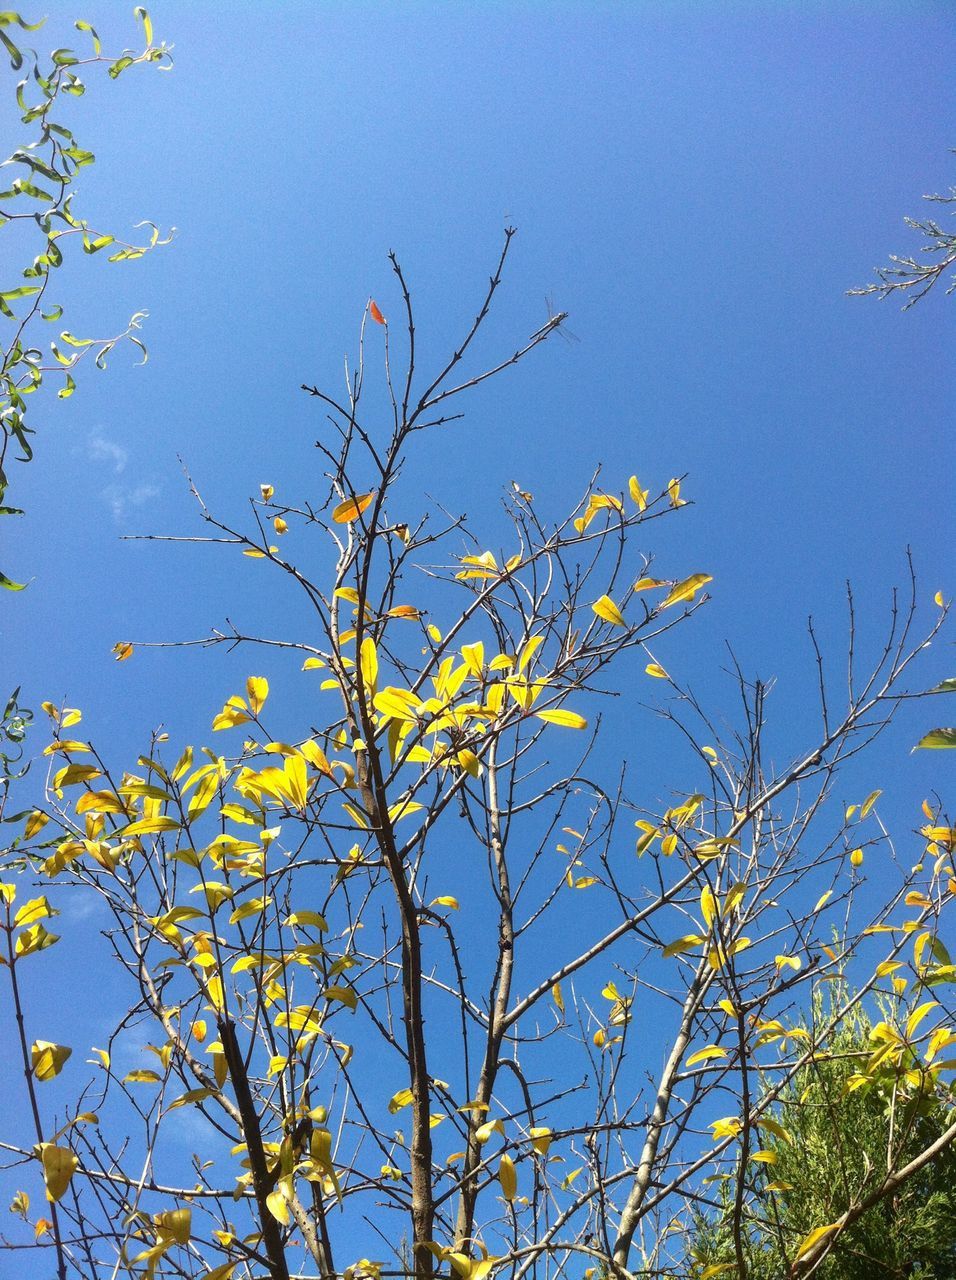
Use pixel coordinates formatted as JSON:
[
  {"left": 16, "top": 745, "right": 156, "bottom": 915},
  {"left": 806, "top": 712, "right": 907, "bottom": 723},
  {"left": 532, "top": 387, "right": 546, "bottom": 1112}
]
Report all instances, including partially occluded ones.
[{"left": 369, "top": 299, "right": 386, "bottom": 325}]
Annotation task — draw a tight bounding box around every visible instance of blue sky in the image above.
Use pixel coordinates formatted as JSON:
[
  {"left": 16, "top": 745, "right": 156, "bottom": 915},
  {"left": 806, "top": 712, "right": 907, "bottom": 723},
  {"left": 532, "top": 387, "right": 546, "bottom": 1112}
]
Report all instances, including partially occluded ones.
[
  {"left": 1, "top": 0, "right": 954, "bottom": 1263},
  {"left": 5, "top": 0, "right": 953, "bottom": 773}
]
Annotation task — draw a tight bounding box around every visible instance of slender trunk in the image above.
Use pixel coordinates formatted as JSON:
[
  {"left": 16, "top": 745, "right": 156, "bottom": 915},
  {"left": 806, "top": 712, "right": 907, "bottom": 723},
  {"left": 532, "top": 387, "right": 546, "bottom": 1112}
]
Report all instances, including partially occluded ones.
[
  {"left": 455, "top": 745, "right": 514, "bottom": 1249},
  {"left": 219, "top": 1016, "right": 290, "bottom": 1280}
]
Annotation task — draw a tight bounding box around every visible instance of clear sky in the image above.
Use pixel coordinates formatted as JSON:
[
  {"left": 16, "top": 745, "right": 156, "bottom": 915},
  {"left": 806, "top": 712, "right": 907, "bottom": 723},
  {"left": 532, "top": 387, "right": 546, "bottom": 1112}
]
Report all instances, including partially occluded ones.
[
  {"left": 1, "top": 0, "right": 954, "bottom": 1260},
  {"left": 5, "top": 1, "right": 953, "bottom": 766}
]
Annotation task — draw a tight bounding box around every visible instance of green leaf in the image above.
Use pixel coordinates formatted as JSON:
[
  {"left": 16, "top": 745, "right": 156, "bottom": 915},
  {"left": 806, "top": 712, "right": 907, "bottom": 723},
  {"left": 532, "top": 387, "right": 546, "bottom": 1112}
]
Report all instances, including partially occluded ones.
[
  {"left": 1, "top": 286, "right": 41, "bottom": 302},
  {"left": 73, "top": 19, "right": 101, "bottom": 55},
  {"left": 929, "top": 678, "right": 956, "bottom": 695},
  {"left": 108, "top": 55, "right": 135, "bottom": 79},
  {"left": 915, "top": 728, "right": 956, "bottom": 750},
  {"left": 0, "top": 571, "right": 26, "bottom": 591}
]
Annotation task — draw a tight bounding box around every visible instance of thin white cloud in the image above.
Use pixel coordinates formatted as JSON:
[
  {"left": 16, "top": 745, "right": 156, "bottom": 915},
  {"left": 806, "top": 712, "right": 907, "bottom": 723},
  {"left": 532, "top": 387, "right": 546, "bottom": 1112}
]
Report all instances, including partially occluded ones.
[
  {"left": 101, "top": 482, "right": 160, "bottom": 523},
  {"left": 87, "top": 429, "right": 128, "bottom": 475}
]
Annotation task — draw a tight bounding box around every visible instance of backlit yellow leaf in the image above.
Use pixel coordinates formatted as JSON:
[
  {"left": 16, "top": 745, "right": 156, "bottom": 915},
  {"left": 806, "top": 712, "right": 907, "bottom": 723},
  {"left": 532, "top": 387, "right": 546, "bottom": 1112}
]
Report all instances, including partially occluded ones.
[
  {"left": 860, "top": 789, "right": 882, "bottom": 818},
  {"left": 498, "top": 1154, "right": 517, "bottom": 1201},
  {"left": 660, "top": 573, "right": 713, "bottom": 608},
  {"left": 535, "top": 708, "right": 587, "bottom": 729},
  {"left": 592, "top": 595, "right": 626, "bottom": 627},
  {"left": 645, "top": 662, "right": 669, "bottom": 679},
  {"left": 628, "top": 476, "right": 648, "bottom": 510},
  {"left": 112, "top": 642, "right": 133, "bottom": 662},
  {"left": 793, "top": 1223, "right": 840, "bottom": 1262},
  {"left": 39, "top": 1145, "right": 78, "bottom": 1203},
  {"left": 31, "top": 1041, "right": 71, "bottom": 1082},
  {"left": 24, "top": 811, "right": 49, "bottom": 839},
  {"left": 333, "top": 492, "right": 375, "bottom": 523},
  {"left": 686, "top": 1045, "right": 728, "bottom": 1067},
  {"left": 246, "top": 676, "right": 269, "bottom": 715},
  {"left": 700, "top": 886, "right": 717, "bottom": 929}
]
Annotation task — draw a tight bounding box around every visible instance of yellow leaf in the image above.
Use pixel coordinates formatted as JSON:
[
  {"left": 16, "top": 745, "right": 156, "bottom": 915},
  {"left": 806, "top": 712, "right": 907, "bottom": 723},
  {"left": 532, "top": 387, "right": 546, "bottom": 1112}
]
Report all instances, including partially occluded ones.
[
  {"left": 662, "top": 933, "right": 705, "bottom": 957},
  {"left": 860, "top": 789, "right": 882, "bottom": 818},
  {"left": 906, "top": 1000, "right": 938, "bottom": 1039},
  {"left": 461, "top": 641, "right": 484, "bottom": 678},
  {"left": 645, "top": 662, "right": 669, "bottom": 679},
  {"left": 388, "top": 605, "right": 421, "bottom": 620},
  {"left": 517, "top": 635, "right": 544, "bottom": 673},
  {"left": 849, "top": 847, "right": 863, "bottom": 868},
  {"left": 934, "top": 590, "right": 944, "bottom": 607},
  {"left": 374, "top": 687, "right": 422, "bottom": 722},
  {"left": 124, "top": 1069, "right": 162, "bottom": 1084},
  {"left": 14, "top": 896, "right": 56, "bottom": 927},
  {"left": 301, "top": 656, "right": 327, "bottom": 670},
  {"left": 660, "top": 573, "right": 713, "bottom": 608},
  {"left": 360, "top": 636, "right": 379, "bottom": 693},
  {"left": 628, "top": 475, "right": 648, "bottom": 510},
  {"left": 246, "top": 676, "right": 269, "bottom": 715},
  {"left": 686, "top": 1045, "right": 728, "bottom": 1067},
  {"left": 710, "top": 1116, "right": 742, "bottom": 1140},
  {"left": 793, "top": 1223, "right": 840, "bottom": 1262},
  {"left": 634, "top": 575, "right": 664, "bottom": 592},
  {"left": 260, "top": 484, "right": 274, "bottom": 501},
  {"left": 813, "top": 890, "right": 833, "bottom": 912},
  {"left": 667, "top": 477, "right": 686, "bottom": 508},
  {"left": 430, "top": 896, "right": 459, "bottom": 910},
  {"left": 39, "top": 1144, "right": 78, "bottom": 1202},
  {"left": 266, "top": 1184, "right": 291, "bottom": 1224},
  {"left": 700, "top": 885, "right": 717, "bottom": 929},
  {"left": 333, "top": 492, "right": 375, "bottom": 523},
  {"left": 31, "top": 1041, "right": 71, "bottom": 1082},
  {"left": 121, "top": 815, "right": 181, "bottom": 837},
  {"left": 388, "top": 1088, "right": 414, "bottom": 1113},
  {"left": 53, "top": 763, "right": 101, "bottom": 789},
  {"left": 552, "top": 982, "right": 565, "bottom": 1013},
  {"left": 535, "top": 708, "right": 587, "bottom": 730},
  {"left": 154, "top": 1208, "right": 191, "bottom": 1244},
  {"left": 498, "top": 1154, "right": 517, "bottom": 1201},
  {"left": 112, "top": 641, "right": 133, "bottom": 662},
  {"left": 24, "top": 811, "right": 49, "bottom": 839},
  {"left": 273, "top": 516, "right": 287, "bottom": 535},
  {"left": 529, "top": 1126, "right": 551, "bottom": 1154},
  {"left": 592, "top": 595, "right": 626, "bottom": 627}
]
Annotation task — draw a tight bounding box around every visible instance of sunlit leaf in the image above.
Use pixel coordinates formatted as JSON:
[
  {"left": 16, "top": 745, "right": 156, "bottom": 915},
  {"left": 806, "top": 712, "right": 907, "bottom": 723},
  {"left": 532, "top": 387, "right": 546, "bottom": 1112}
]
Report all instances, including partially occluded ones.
[
  {"left": 39, "top": 1144, "right": 78, "bottom": 1203},
  {"left": 535, "top": 708, "right": 587, "bottom": 729},
  {"left": 333, "top": 492, "right": 375, "bottom": 523},
  {"left": 31, "top": 1041, "right": 71, "bottom": 1081},
  {"left": 914, "top": 728, "right": 956, "bottom": 750},
  {"left": 591, "top": 595, "right": 626, "bottom": 627}
]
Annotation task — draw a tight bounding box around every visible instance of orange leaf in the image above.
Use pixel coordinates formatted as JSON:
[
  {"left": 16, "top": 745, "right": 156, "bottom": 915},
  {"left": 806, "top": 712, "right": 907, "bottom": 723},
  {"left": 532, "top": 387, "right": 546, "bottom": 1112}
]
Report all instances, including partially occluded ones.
[
  {"left": 332, "top": 492, "right": 375, "bottom": 524},
  {"left": 369, "top": 299, "right": 386, "bottom": 325},
  {"left": 112, "top": 642, "right": 133, "bottom": 662}
]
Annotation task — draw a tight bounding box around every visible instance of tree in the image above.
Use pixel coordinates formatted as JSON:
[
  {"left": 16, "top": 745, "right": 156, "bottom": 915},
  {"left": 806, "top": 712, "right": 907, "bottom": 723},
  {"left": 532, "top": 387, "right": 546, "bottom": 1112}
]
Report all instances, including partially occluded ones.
[
  {"left": 0, "top": 230, "right": 953, "bottom": 1280},
  {"left": 0, "top": 7, "right": 172, "bottom": 590},
  {"left": 848, "top": 156, "right": 956, "bottom": 309},
  {"left": 685, "top": 995, "right": 956, "bottom": 1279}
]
